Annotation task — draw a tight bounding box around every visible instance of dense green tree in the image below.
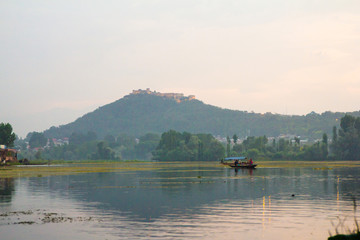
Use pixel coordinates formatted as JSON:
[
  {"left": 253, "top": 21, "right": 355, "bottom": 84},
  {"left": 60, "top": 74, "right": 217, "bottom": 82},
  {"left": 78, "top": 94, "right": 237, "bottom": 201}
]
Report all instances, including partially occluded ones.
[
  {"left": 153, "top": 130, "right": 224, "bottom": 161},
  {"left": 226, "top": 144, "right": 231, "bottom": 157},
  {"left": 294, "top": 136, "right": 300, "bottom": 145},
  {"left": 332, "top": 126, "right": 337, "bottom": 143},
  {"left": 340, "top": 115, "right": 356, "bottom": 133},
  {"left": 186, "top": 135, "right": 201, "bottom": 161},
  {"left": 117, "top": 134, "right": 136, "bottom": 148},
  {"left": 91, "top": 141, "right": 116, "bottom": 160},
  {"left": 272, "top": 139, "right": 276, "bottom": 150},
  {"left": 203, "top": 139, "right": 225, "bottom": 161},
  {"left": 29, "top": 132, "right": 47, "bottom": 148},
  {"left": 331, "top": 115, "right": 360, "bottom": 160},
  {"left": 35, "top": 150, "right": 42, "bottom": 160},
  {"left": 321, "top": 133, "right": 328, "bottom": 159},
  {"left": 157, "top": 130, "right": 182, "bottom": 152},
  {"left": 322, "top": 133, "right": 328, "bottom": 145},
  {"left": 242, "top": 136, "right": 268, "bottom": 152},
  {"left": 247, "top": 148, "right": 260, "bottom": 159},
  {"left": 233, "top": 134, "right": 238, "bottom": 145},
  {"left": 0, "top": 123, "right": 16, "bottom": 147},
  {"left": 278, "top": 138, "right": 289, "bottom": 152},
  {"left": 135, "top": 133, "right": 160, "bottom": 160},
  {"left": 232, "top": 144, "right": 243, "bottom": 154}
]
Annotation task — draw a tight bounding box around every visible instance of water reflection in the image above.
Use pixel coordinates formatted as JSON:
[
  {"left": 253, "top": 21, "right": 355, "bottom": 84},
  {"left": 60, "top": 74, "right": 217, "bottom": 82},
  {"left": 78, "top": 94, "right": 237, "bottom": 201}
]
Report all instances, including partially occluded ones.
[
  {"left": 0, "top": 178, "right": 14, "bottom": 203},
  {"left": 0, "top": 163, "right": 359, "bottom": 240},
  {"left": 234, "top": 167, "right": 254, "bottom": 176}
]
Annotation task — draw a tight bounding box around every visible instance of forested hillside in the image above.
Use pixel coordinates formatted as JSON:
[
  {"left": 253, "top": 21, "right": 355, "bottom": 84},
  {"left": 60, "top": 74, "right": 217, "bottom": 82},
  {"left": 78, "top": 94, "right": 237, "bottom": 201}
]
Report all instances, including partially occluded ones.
[{"left": 43, "top": 93, "right": 360, "bottom": 140}]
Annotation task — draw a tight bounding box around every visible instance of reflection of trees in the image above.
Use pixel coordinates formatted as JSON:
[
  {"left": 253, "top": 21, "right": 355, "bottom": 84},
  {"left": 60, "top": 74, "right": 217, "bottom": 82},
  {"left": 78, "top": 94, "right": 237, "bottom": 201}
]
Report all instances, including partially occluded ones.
[
  {"left": 234, "top": 168, "right": 255, "bottom": 176},
  {"left": 0, "top": 178, "right": 15, "bottom": 203},
  {"left": 18, "top": 165, "right": 359, "bottom": 222},
  {"left": 334, "top": 168, "right": 360, "bottom": 201}
]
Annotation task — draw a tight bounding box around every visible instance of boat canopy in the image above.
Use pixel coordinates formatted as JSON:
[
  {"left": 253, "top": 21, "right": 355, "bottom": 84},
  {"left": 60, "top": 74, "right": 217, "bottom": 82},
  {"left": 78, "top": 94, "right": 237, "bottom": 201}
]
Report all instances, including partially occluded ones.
[{"left": 224, "top": 157, "right": 246, "bottom": 160}]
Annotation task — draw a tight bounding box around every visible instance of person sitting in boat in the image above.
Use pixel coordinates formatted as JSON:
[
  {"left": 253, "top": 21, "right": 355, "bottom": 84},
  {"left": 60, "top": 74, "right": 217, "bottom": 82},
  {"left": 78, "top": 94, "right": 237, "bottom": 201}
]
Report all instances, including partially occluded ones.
[{"left": 249, "top": 158, "right": 253, "bottom": 165}]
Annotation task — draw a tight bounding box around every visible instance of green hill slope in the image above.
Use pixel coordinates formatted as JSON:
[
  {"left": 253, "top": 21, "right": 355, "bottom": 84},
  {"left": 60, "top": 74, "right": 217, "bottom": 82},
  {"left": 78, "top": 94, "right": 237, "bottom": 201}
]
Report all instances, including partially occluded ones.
[{"left": 43, "top": 93, "right": 360, "bottom": 139}]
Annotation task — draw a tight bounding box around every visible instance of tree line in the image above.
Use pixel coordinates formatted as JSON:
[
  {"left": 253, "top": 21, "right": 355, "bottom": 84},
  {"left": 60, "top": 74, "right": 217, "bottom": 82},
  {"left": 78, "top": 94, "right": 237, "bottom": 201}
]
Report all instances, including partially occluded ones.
[
  {"left": 18, "top": 130, "right": 225, "bottom": 161},
  {"left": 225, "top": 115, "right": 360, "bottom": 161},
  {"left": 16, "top": 131, "right": 160, "bottom": 161},
  {"left": 2, "top": 114, "right": 360, "bottom": 161},
  {"left": 152, "top": 130, "right": 225, "bottom": 161},
  {"left": 226, "top": 134, "right": 330, "bottom": 160}
]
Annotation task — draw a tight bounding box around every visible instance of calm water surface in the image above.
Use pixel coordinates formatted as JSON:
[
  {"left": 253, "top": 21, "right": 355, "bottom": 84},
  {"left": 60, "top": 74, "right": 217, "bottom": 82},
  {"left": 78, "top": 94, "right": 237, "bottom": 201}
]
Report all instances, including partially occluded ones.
[{"left": 1, "top": 162, "right": 359, "bottom": 240}]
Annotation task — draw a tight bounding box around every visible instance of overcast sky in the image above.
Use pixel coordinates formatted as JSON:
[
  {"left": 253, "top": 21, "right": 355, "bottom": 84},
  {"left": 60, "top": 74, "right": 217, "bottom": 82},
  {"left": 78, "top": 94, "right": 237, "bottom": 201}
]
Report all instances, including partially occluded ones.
[{"left": 1, "top": 0, "right": 360, "bottom": 138}]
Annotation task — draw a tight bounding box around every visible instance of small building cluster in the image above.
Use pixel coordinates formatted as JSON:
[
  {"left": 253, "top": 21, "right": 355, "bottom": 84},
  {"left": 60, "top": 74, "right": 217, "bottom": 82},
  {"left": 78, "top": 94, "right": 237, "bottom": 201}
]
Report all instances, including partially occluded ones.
[
  {"left": 131, "top": 88, "right": 195, "bottom": 103},
  {"left": 50, "top": 138, "right": 69, "bottom": 147},
  {"left": 215, "top": 134, "right": 309, "bottom": 145},
  {"left": 31, "top": 138, "right": 69, "bottom": 151}
]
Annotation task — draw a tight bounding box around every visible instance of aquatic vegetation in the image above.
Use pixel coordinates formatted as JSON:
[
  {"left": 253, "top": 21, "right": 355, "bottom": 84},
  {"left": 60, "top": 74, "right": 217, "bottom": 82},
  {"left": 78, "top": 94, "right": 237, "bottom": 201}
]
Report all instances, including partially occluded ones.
[
  {"left": 313, "top": 167, "right": 333, "bottom": 170},
  {"left": 0, "top": 161, "right": 359, "bottom": 179},
  {"left": 0, "top": 209, "right": 98, "bottom": 225},
  {"left": 0, "top": 162, "right": 162, "bottom": 178},
  {"left": 0, "top": 159, "right": 359, "bottom": 239},
  {"left": 328, "top": 198, "right": 360, "bottom": 240},
  {"left": 14, "top": 221, "right": 36, "bottom": 225}
]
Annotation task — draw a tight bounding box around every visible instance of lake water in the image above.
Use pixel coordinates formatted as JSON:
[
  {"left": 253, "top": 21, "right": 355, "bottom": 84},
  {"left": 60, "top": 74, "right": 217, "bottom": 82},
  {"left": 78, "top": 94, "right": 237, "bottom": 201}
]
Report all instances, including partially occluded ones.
[{"left": 1, "top": 162, "right": 359, "bottom": 240}]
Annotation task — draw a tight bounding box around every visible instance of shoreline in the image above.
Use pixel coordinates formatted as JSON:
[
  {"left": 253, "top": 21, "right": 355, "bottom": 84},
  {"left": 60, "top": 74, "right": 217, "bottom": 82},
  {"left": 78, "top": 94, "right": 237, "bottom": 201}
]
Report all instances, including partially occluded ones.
[{"left": 0, "top": 160, "right": 359, "bottom": 179}]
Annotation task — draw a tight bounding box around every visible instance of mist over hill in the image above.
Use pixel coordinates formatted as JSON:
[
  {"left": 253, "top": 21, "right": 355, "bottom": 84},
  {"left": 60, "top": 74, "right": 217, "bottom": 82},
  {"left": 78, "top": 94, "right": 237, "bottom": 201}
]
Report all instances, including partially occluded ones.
[{"left": 43, "top": 92, "right": 360, "bottom": 140}]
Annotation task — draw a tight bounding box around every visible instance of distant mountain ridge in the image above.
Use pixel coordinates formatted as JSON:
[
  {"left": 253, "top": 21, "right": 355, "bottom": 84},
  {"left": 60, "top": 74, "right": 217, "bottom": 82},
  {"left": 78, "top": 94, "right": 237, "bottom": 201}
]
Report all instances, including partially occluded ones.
[{"left": 43, "top": 90, "right": 360, "bottom": 140}]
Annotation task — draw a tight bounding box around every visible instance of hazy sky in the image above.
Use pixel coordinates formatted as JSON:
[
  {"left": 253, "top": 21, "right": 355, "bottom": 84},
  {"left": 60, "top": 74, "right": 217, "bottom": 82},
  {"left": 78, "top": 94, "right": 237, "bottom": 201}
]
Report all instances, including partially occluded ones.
[{"left": 1, "top": 0, "right": 360, "bottom": 137}]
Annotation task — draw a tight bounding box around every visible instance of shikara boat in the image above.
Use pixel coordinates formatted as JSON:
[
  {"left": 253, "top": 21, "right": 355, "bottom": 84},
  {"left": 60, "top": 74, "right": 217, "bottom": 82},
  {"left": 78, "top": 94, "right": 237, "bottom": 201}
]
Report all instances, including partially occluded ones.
[{"left": 220, "top": 157, "right": 257, "bottom": 169}]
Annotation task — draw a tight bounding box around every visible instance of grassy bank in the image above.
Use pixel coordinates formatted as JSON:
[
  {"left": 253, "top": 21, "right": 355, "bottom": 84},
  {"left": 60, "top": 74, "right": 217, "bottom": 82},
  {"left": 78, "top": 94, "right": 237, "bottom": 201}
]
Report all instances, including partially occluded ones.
[
  {"left": 0, "top": 160, "right": 359, "bottom": 179},
  {"left": 0, "top": 161, "right": 156, "bottom": 178}
]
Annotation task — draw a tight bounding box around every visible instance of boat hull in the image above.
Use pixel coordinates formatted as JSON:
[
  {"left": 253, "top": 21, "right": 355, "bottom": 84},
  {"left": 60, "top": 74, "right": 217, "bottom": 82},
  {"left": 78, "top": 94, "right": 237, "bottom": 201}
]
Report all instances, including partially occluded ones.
[{"left": 221, "top": 162, "right": 257, "bottom": 169}]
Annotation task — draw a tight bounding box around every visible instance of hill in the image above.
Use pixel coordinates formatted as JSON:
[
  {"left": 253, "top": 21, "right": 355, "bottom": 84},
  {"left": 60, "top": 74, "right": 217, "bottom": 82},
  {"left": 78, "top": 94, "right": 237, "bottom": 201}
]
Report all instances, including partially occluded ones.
[{"left": 43, "top": 90, "right": 360, "bottom": 140}]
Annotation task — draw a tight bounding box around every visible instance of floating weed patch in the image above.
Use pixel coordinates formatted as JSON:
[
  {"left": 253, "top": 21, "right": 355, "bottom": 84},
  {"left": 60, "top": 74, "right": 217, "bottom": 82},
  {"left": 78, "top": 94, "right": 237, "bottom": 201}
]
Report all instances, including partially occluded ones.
[
  {"left": 144, "top": 176, "right": 210, "bottom": 180},
  {"left": 0, "top": 163, "right": 162, "bottom": 178},
  {"left": 0, "top": 209, "right": 99, "bottom": 225},
  {"left": 142, "top": 185, "right": 187, "bottom": 188},
  {"left": 0, "top": 210, "right": 34, "bottom": 217},
  {"left": 313, "top": 167, "right": 333, "bottom": 170},
  {"left": 140, "top": 181, "right": 186, "bottom": 185},
  {"left": 14, "top": 221, "right": 36, "bottom": 225},
  {"left": 96, "top": 185, "right": 186, "bottom": 189},
  {"left": 157, "top": 169, "right": 219, "bottom": 173},
  {"left": 96, "top": 180, "right": 215, "bottom": 189},
  {"left": 96, "top": 186, "right": 137, "bottom": 189},
  {"left": 217, "top": 176, "right": 255, "bottom": 180},
  {"left": 140, "top": 180, "right": 215, "bottom": 185}
]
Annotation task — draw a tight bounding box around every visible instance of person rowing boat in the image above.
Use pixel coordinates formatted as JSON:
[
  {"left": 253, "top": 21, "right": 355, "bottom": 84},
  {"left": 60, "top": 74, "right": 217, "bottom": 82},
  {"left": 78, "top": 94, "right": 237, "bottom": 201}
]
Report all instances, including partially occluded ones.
[{"left": 220, "top": 157, "right": 257, "bottom": 169}]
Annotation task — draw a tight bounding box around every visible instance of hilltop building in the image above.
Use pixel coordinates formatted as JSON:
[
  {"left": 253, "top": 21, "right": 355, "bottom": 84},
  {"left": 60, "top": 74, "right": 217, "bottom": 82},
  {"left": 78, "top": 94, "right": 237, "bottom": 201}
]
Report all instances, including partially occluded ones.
[{"left": 131, "top": 88, "right": 195, "bottom": 103}]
